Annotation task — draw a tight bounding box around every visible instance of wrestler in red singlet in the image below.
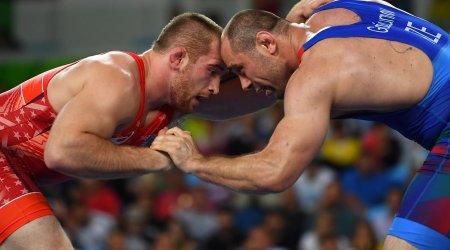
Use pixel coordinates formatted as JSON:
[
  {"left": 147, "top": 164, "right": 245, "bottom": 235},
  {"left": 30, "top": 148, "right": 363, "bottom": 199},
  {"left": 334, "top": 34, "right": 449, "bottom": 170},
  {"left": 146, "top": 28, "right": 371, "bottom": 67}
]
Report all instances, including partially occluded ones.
[{"left": 0, "top": 52, "right": 174, "bottom": 242}]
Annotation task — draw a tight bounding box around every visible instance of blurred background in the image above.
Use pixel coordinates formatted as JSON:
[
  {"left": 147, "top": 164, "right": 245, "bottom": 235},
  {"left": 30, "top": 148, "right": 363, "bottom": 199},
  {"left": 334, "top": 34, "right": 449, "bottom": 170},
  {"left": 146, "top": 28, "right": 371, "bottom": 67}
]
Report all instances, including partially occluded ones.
[{"left": 0, "top": 0, "right": 449, "bottom": 250}]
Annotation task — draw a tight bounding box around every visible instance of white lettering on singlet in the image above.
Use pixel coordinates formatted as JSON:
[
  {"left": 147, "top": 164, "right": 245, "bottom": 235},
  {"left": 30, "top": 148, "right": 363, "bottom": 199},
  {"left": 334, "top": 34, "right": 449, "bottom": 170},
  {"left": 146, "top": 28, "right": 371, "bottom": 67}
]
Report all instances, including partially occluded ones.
[
  {"left": 404, "top": 21, "right": 442, "bottom": 44},
  {"left": 367, "top": 8, "right": 396, "bottom": 33}
]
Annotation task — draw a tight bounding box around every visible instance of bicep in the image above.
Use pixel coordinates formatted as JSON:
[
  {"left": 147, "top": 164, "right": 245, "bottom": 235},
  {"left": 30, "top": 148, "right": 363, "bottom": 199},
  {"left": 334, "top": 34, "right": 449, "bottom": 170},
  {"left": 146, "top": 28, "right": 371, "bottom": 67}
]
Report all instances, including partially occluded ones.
[
  {"left": 192, "top": 76, "right": 276, "bottom": 121},
  {"left": 51, "top": 89, "right": 118, "bottom": 141},
  {"left": 49, "top": 71, "right": 138, "bottom": 146}
]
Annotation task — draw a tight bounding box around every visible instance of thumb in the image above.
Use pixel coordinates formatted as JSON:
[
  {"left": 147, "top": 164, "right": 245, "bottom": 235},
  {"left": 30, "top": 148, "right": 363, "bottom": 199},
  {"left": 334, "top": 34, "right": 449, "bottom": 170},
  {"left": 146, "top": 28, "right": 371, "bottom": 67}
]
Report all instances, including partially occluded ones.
[{"left": 158, "top": 127, "right": 168, "bottom": 135}]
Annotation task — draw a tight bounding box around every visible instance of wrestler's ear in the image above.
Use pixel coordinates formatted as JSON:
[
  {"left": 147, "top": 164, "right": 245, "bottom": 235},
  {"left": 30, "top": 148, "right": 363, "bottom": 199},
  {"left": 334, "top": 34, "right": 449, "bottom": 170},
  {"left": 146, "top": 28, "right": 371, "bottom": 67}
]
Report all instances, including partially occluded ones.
[
  {"left": 169, "top": 47, "right": 188, "bottom": 70},
  {"left": 256, "top": 31, "right": 277, "bottom": 55}
]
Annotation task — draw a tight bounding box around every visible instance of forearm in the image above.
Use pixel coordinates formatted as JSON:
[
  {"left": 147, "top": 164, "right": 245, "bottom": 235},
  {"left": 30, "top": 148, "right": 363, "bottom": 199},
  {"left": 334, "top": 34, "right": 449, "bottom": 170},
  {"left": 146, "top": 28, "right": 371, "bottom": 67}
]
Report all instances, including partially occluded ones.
[
  {"left": 188, "top": 153, "right": 285, "bottom": 194},
  {"left": 150, "top": 127, "right": 308, "bottom": 193},
  {"left": 46, "top": 133, "right": 170, "bottom": 179}
]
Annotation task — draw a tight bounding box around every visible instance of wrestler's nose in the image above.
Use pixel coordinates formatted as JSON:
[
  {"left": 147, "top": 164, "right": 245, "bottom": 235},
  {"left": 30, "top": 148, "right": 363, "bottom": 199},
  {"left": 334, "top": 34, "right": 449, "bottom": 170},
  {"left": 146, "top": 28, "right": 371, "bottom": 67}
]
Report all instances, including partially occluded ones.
[
  {"left": 239, "top": 76, "right": 252, "bottom": 91},
  {"left": 208, "top": 77, "right": 220, "bottom": 95}
]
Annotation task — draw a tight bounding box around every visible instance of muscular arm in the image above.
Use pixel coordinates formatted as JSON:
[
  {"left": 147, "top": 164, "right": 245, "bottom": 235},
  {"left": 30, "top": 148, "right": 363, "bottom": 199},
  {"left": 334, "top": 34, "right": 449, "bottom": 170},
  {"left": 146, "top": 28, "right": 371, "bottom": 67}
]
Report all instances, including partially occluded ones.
[
  {"left": 191, "top": 74, "right": 276, "bottom": 121},
  {"left": 45, "top": 60, "right": 171, "bottom": 179},
  {"left": 152, "top": 67, "right": 334, "bottom": 193}
]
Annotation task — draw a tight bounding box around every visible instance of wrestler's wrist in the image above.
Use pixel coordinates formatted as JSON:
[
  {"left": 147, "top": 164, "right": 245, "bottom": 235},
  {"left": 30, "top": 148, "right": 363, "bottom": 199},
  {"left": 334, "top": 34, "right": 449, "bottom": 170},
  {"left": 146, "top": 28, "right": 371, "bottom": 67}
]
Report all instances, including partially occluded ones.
[
  {"left": 185, "top": 154, "right": 206, "bottom": 174},
  {"left": 149, "top": 149, "right": 172, "bottom": 171}
]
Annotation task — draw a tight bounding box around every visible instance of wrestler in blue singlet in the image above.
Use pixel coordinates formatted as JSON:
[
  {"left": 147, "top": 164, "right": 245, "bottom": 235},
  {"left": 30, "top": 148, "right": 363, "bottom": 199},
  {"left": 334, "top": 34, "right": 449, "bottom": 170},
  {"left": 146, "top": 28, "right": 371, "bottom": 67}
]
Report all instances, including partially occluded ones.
[{"left": 305, "top": 1, "right": 450, "bottom": 249}]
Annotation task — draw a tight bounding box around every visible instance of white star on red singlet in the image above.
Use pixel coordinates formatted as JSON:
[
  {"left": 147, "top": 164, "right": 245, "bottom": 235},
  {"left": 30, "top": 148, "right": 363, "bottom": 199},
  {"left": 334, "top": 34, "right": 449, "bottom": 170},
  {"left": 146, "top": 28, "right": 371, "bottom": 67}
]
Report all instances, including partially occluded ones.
[
  {"left": 24, "top": 133, "right": 31, "bottom": 140},
  {"left": 8, "top": 174, "right": 18, "bottom": 179},
  {"left": 4, "top": 186, "right": 10, "bottom": 191},
  {"left": 50, "top": 112, "right": 56, "bottom": 118},
  {"left": 2, "top": 166, "right": 9, "bottom": 171},
  {"left": 1, "top": 198, "right": 10, "bottom": 206},
  {"left": 0, "top": 177, "right": 4, "bottom": 182},
  {"left": 14, "top": 180, "right": 21, "bottom": 186},
  {"left": 15, "top": 116, "right": 21, "bottom": 124},
  {"left": 30, "top": 111, "right": 36, "bottom": 118},
  {"left": 13, "top": 131, "right": 21, "bottom": 140},
  {"left": 20, "top": 109, "right": 25, "bottom": 116},
  {"left": 27, "top": 122, "right": 34, "bottom": 128},
  {"left": 0, "top": 125, "right": 4, "bottom": 130},
  {"left": 21, "top": 188, "right": 27, "bottom": 194}
]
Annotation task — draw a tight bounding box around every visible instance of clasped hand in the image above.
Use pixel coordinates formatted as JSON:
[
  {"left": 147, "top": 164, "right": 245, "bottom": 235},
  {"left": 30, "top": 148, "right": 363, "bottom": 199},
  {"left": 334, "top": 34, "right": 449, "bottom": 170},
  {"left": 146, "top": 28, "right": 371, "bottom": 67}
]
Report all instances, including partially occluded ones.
[{"left": 150, "top": 127, "right": 201, "bottom": 173}]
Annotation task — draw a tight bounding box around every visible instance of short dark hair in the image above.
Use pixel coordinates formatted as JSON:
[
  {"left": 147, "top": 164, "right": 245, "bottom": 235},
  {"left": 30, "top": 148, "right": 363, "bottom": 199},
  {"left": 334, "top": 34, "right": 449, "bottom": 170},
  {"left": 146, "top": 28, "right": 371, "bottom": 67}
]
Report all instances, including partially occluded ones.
[
  {"left": 152, "top": 13, "right": 222, "bottom": 61},
  {"left": 223, "top": 9, "right": 290, "bottom": 54}
]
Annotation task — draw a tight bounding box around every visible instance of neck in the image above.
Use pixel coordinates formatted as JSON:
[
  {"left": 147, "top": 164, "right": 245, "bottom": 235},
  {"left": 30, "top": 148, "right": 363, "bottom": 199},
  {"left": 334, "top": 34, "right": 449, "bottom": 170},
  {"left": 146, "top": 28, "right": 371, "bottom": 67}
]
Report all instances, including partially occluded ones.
[
  {"left": 287, "top": 23, "right": 309, "bottom": 67},
  {"left": 140, "top": 49, "right": 171, "bottom": 111}
]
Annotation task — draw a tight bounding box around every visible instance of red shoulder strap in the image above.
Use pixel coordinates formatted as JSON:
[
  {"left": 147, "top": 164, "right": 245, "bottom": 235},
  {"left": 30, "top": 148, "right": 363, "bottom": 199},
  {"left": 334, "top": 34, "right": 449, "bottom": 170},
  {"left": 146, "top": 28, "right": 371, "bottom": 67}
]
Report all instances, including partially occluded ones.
[
  {"left": 123, "top": 52, "right": 147, "bottom": 129},
  {"left": 297, "top": 46, "right": 305, "bottom": 66},
  {"left": 126, "top": 52, "right": 146, "bottom": 113}
]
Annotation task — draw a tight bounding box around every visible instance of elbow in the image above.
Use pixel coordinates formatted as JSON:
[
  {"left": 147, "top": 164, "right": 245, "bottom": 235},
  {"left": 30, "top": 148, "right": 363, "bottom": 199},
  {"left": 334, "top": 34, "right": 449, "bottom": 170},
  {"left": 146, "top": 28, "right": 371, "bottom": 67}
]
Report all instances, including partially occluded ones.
[
  {"left": 44, "top": 146, "right": 75, "bottom": 174},
  {"left": 256, "top": 165, "right": 295, "bottom": 194},
  {"left": 258, "top": 175, "right": 292, "bottom": 193}
]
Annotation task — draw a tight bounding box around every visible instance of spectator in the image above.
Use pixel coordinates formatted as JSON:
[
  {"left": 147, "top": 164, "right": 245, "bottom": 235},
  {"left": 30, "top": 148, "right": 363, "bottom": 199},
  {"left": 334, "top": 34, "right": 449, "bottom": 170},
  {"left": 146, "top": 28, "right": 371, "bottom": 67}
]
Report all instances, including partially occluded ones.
[
  {"left": 204, "top": 206, "right": 244, "bottom": 250},
  {"left": 104, "top": 228, "right": 126, "bottom": 250},
  {"left": 298, "top": 210, "right": 350, "bottom": 250},
  {"left": 152, "top": 219, "right": 196, "bottom": 250},
  {"left": 321, "top": 121, "right": 362, "bottom": 171},
  {"left": 341, "top": 150, "right": 398, "bottom": 214},
  {"left": 279, "top": 187, "right": 307, "bottom": 249},
  {"left": 351, "top": 220, "right": 377, "bottom": 250},
  {"left": 174, "top": 186, "right": 218, "bottom": 243},
  {"left": 367, "top": 186, "right": 404, "bottom": 244},
  {"left": 293, "top": 159, "right": 336, "bottom": 214},
  {"left": 65, "top": 202, "right": 116, "bottom": 250},
  {"left": 78, "top": 180, "right": 122, "bottom": 218},
  {"left": 317, "top": 181, "right": 359, "bottom": 239},
  {"left": 239, "top": 225, "right": 287, "bottom": 250}
]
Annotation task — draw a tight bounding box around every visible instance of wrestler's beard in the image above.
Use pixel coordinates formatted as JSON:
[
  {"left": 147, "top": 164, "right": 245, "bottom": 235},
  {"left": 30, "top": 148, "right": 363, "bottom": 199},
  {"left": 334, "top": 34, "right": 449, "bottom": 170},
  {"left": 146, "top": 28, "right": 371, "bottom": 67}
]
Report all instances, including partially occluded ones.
[
  {"left": 260, "top": 57, "right": 293, "bottom": 99},
  {"left": 170, "top": 66, "right": 195, "bottom": 114},
  {"left": 271, "top": 64, "right": 292, "bottom": 99}
]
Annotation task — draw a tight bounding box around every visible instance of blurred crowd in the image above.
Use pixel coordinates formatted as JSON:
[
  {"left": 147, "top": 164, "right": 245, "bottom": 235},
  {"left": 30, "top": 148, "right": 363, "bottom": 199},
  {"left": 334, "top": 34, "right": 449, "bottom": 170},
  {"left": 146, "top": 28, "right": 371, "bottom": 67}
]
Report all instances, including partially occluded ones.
[{"left": 39, "top": 102, "right": 427, "bottom": 250}]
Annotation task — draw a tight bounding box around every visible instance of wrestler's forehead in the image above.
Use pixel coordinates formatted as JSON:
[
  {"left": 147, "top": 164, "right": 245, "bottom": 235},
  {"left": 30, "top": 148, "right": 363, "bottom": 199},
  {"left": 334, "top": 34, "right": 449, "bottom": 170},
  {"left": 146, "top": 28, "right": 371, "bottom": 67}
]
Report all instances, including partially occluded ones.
[
  {"left": 209, "top": 38, "right": 222, "bottom": 58},
  {"left": 197, "top": 39, "right": 224, "bottom": 66},
  {"left": 220, "top": 38, "right": 236, "bottom": 66},
  {"left": 220, "top": 38, "right": 233, "bottom": 66}
]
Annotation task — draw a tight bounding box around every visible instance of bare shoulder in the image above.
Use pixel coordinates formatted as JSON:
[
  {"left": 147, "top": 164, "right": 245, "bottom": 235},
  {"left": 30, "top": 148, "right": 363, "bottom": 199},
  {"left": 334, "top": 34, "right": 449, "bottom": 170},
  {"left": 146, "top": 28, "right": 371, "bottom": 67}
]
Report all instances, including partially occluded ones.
[
  {"left": 283, "top": 55, "right": 336, "bottom": 116},
  {"left": 77, "top": 51, "right": 140, "bottom": 90},
  {"left": 49, "top": 52, "right": 142, "bottom": 113}
]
